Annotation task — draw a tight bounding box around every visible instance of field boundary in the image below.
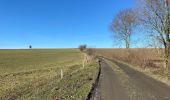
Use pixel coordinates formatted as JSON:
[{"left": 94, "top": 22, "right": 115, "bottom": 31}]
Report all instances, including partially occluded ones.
[{"left": 86, "top": 59, "right": 101, "bottom": 100}]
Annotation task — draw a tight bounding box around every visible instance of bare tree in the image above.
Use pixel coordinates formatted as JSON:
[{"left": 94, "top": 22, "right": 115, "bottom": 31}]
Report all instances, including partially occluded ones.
[
  {"left": 78, "top": 45, "right": 87, "bottom": 52},
  {"left": 110, "top": 9, "right": 137, "bottom": 48},
  {"left": 139, "top": 0, "right": 170, "bottom": 68}
]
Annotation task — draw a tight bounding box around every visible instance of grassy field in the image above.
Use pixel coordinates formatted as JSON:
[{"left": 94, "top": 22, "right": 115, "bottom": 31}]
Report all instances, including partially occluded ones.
[{"left": 0, "top": 49, "right": 97, "bottom": 100}]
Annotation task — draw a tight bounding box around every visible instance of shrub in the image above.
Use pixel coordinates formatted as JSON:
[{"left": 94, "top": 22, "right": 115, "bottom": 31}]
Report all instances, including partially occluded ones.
[{"left": 78, "top": 45, "right": 87, "bottom": 52}]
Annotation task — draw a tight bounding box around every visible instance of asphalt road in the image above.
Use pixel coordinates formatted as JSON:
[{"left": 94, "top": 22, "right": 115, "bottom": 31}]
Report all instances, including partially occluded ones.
[{"left": 91, "top": 58, "right": 170, "bottom": 100}]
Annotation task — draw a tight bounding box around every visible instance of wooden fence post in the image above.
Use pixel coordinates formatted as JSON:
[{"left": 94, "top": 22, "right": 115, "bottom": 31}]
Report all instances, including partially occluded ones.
[{"left": 61, "top": 69, "right": 63, "bottom": 79}]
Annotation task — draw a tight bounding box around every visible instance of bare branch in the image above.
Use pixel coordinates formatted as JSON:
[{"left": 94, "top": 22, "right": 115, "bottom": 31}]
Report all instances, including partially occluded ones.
[{"left": 110, "top": 9, "right": 137, "bottom": 48}]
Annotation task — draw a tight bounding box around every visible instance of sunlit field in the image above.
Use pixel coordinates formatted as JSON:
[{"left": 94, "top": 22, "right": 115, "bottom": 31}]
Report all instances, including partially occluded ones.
[{"left": 0, "top": 49, "right": 97, "bottom": 100}]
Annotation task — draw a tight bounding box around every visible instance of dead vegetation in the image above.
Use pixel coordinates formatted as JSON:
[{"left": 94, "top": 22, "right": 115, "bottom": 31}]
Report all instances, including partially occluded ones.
[
  {"left": 95, "top": 48, "right": 170, "bottom": 85},
  {"left": 95, "top": 49, "right": 164, "bottom": 69},
  {"left": 0, "top": 49, "right": 97, "bottom": 100}
]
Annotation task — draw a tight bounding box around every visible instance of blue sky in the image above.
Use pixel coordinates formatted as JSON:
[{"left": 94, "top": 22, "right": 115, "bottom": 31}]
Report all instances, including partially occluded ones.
[{"left": 0, "top": 0, "right": 135, "bottom": 48}]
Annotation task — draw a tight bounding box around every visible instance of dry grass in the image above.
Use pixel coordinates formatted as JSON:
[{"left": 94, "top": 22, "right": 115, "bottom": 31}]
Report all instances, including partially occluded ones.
[
  {"left": 0, "top": 49, "right": 97, "bottom": 100},
  {"left": 95, "top": 48, "right": 170, "bottom": 86},
  {"left": 95, "top": 48, "right": 164, "bottom": 67}
]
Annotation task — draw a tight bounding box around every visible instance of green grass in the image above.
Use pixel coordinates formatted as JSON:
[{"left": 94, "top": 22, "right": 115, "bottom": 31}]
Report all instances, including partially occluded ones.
[
  {"left": 0, "top": 49, "right": 82, "bottom": 74},
  {"left": 0, "top": 49, "right": 97, "bottom": 100}
]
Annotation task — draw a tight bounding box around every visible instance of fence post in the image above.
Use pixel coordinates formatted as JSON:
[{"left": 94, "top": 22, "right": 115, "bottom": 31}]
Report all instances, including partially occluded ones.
[
  {"left": 83, "top": 60, "right": 85, "bottom": 68},
  {"left": 61, "top": 69, "right": 63, "bottom": 79}
]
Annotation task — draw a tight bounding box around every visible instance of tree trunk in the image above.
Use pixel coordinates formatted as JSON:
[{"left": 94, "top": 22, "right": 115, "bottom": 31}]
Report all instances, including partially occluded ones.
[
  {"left": 164, "top": 0, "right": 170, "bottom": 69},
  {"left": 125, "top": 41, "right": 130, "bottom": 49},
  {"left": 165, "top": 42, "right": 170, "bottom": 69},
  {"left": 164, "top": 46, "right": 168, "bottom": 69},
  {"left": 125, "top": 35, "right": 130, "bottom": 49}
]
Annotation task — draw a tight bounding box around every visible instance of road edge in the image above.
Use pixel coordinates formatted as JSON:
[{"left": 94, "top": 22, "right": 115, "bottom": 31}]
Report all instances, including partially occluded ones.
[{"left": 85, "top": 58, "right": 101, "bottom": 100}]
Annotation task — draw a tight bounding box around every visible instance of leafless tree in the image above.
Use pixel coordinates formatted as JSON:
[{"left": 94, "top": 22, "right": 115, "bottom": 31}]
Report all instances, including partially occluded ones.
[
  {"left": 78, "top": 45, "right": 87, "bottom": 52},
  {"left": 110, "top": 9, "right": 137, "bottom": 48},
  {"left": 138, "top": 0, "right": 170, "bottom": 68}
]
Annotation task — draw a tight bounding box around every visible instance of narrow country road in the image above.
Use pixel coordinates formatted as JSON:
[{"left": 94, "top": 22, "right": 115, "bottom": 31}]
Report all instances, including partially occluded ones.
[{"left": 91, "top": 58, "right": 170, "bottom": 100}]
